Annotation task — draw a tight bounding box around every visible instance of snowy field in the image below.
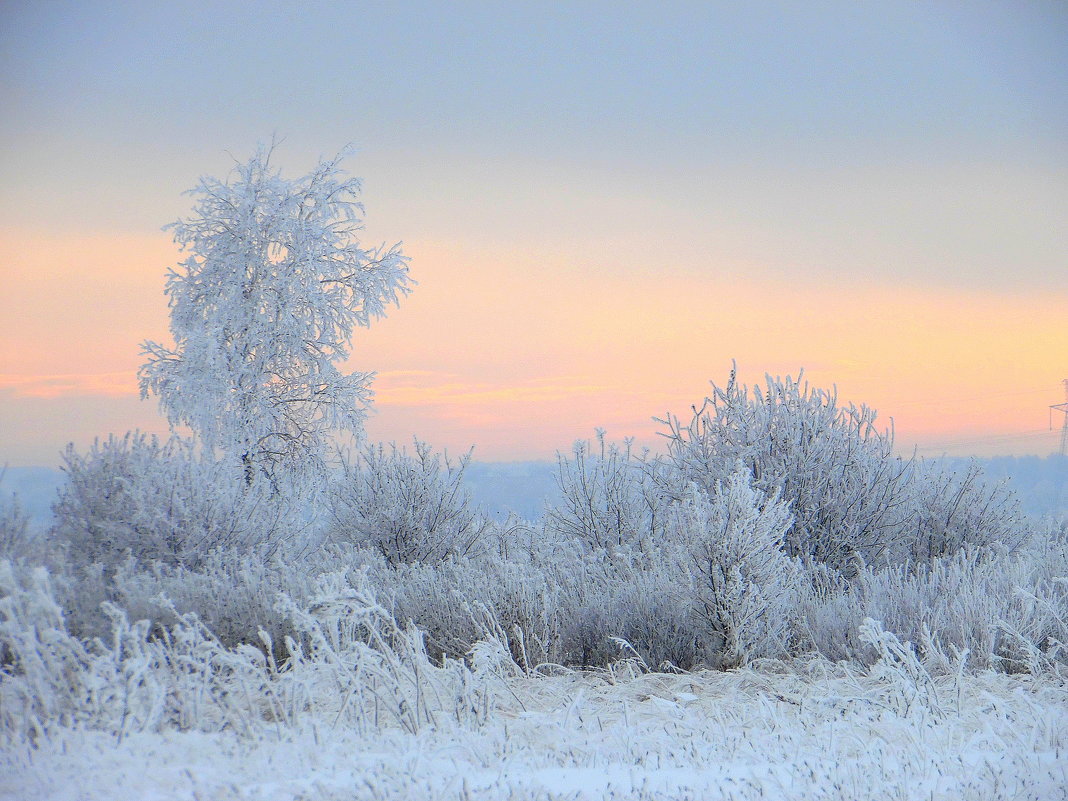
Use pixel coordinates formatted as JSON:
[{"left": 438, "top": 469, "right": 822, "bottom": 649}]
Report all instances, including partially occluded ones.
[{"left": 5, "top": 659, "right": 1067, "bottom": 801}]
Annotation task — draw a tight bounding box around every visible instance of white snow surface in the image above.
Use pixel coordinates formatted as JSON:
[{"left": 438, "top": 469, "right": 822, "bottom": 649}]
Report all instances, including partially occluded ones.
[{"left": 5, "top": 663, "right": 1066, "bottom": 801}]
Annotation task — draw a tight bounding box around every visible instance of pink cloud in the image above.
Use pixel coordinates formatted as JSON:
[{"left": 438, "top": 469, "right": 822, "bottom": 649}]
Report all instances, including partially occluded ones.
[{"left": 0, "top": 372, "right": 138, "bottom": 399}]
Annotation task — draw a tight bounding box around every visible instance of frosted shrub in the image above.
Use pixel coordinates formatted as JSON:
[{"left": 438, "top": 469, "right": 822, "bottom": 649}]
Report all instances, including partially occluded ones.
[
  {"left": 678, "top": 467, "right": 804, "bottom": 668},
  {"left": 84, "top": 549, "right": 323, "bottom": 656},
  {"left": 905, "top": 459, "right": 1025, "bottom": 561},
  {"left": 548, "top": 431, "right": 666, "bottom": 562},
  {"left": 659, "top": 368, "right": 912, "bottom": 571},
  {"left": 0, "top": 557, "right": 281, "bottom": 740},
  {"left": 803, "top": 540, "right": 1068, "bottom": 671},
  {"left": 0, "top": 561, "right": 114, "bottom": 742},
  {"left": 329, "top": 440, "right": 488, "bottom": 564},
  {"left": 0, "top": 558, "right": 510, "bottom": 745},
  {"left": 56, "top": 541, "right": 407, "bottom": 656},
  {"left": 0, "top": 479, "right": 31, "bottom": 560},
  {"left": 600, "top": 556, "right": 702, "bottom": 670},
  {"left": 348, "top": 531, "right": 574, "bottom": 671},
  {"left": 658, "top": 366, "right": 1025, "bottom": 573},
  {"left": 276, "top": 569, "right": 500, "bottom": 733},
  {"left": 53, "top": 433, "right": 310, "bottom": 571},
  {"left": 539, "top": 508, "right": 702, "bottom": 668},
  {"left": 858, "top": 617, "right": 945, "bottom": 718},
  {"left": 360, "top": 532, "right": 700, "bottom": 670}
]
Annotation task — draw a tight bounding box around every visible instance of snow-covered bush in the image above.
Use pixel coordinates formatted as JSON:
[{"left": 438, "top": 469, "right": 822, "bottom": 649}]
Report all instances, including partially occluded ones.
[
  {"left": 858, "top": 617, "right": 945, "bottom": 718},
  {"left": 372, "top": 552, "right": 563, "bottom": 670},
  {"left": 803, "top": 535, "right": 1068, "bottom": 671},
  {"left": 657, "top": 366, "right": 1025, "bottom": 572},
  {"left": 678, "top": 468, "right": 804, "bottom": 668},
  {"left": 658, "top": 368, "right": 911, "bottom": 571},
  {"left": 329, "top": 440, "right": 489, "bottom": 564},
  {"left": 275, "top": 569, "right": 502, "bottom": 733},
  {"left": 0, "top": 477, "right": 31, "bottom": 561},
  {"left": 52, "top": 433, "right": 311, "bottom": 571},
  {"left": 596, "top": 554, "right": 702, "bottom": 670},
  {"left": 905, "top": 459, "right": 1025, "bottom": 561},
  {"left": 548, "top": 431, "right": 666, "bottom": 562},
  {"left": 61, "top": 550, "right": 318, "bottom": 658},
  {"left": 0, "top": 559, "right": 503, "bottom": 744},
  {"left": 0, "top": 561, "right": 151, "bottom": 743}
]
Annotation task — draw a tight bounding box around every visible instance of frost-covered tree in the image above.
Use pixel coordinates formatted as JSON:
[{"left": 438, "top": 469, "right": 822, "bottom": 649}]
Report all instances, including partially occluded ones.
[{"left": 140, "top": 146, "right": 411, "bottom": 483}]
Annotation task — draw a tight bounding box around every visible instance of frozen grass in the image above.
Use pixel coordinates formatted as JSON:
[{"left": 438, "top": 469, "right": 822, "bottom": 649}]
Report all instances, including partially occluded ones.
[
  {"left": 3, "top": 663, "right": 1066, "bottom": 801},
  {"left": 2, "top": 562, "right": 1066, "bottom": 801}
]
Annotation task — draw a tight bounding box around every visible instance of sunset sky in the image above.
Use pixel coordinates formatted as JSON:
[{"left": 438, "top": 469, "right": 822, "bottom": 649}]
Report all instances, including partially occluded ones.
[{"left": 1, "top": 1, "right": 1066, "bottom": 465}]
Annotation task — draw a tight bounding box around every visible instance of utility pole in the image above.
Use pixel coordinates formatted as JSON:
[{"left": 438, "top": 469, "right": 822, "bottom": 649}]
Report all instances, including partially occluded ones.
[{"left": 1052, "top": 379, "right": 1068, "bottom": 457}]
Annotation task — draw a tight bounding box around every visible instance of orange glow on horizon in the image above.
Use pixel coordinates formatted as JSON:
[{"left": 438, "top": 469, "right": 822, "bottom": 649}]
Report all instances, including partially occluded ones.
[{"left": 1, "top": 232, "right": 1064, "bottom": 464}]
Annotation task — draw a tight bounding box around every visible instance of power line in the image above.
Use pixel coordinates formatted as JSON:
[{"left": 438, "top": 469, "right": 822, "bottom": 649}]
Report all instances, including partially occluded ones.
[
  {"left": 905, "top": 381, "right": 1068, "bottom": 455},
  {"left": 1052, "top": 379, "right": 1068, "bottom": 458},
  {"left": 889, "top": 386, "right": 1053, "bottom": 410},
  {"left": 911, "top": 429, "right": 1055, "bottom": 453}
]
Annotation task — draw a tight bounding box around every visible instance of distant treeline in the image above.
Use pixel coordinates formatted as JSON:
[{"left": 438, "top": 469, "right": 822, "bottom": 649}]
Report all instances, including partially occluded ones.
[{"left": 5, "top": 453, "right": 1066, "bottom": 527}]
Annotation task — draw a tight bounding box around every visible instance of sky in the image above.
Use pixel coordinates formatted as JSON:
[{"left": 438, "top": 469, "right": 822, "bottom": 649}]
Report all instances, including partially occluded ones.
[{"left": 1, "top": 1, "right": 1066, "bottom": 464}]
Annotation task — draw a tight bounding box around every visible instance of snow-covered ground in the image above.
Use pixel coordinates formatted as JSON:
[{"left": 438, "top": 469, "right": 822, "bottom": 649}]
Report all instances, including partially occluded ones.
[{"left": 5, "top": 663, "right": 1066, "bottom": 801}]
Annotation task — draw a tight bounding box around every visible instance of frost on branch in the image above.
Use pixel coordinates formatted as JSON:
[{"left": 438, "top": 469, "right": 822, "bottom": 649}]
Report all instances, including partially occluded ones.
[{"left": 139, "top": 145, "right": 411, "bottom": 483}]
